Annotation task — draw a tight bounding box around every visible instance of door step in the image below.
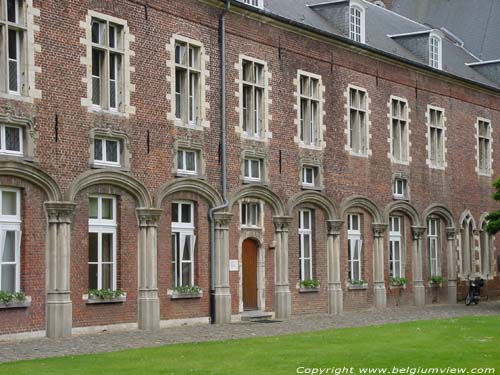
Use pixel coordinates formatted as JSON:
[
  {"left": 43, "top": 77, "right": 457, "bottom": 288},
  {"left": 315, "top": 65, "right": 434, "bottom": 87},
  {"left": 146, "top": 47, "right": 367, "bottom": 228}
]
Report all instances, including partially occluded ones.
[{"left": 241, "top": 310, "right": 274, "bottom": 322}]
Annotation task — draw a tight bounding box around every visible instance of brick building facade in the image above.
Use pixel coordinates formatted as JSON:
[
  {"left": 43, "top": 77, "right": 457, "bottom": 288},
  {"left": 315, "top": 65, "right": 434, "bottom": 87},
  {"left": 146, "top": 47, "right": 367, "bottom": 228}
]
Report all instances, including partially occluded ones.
[{"left": 0, "top": 0, "right": 499, "bottom": 339}]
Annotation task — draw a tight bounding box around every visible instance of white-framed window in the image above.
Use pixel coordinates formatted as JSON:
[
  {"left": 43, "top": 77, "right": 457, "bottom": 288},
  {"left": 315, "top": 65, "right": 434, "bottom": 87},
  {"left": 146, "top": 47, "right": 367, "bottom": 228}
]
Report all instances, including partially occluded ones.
[
  {"left": 171, "top": 201, "right": 196, "bottom": 287},
  {"left": 244, "top": 158, "right": 261, "bottom": 182},
  {"left": 348, "top": 87, "right": 368, "bottom": 155},
  {"left": 0, "top": 124, "right": 22, "bottom": 156},
  {"left": 94, "top": 137, "right": 120, "bottom": 166},
  {"left": 299, "top": 74, "right": 320, "bottom": 147},
  {"left": 390, "top": 98, "right": 409, "bottom": 163},
  {"left": 0, "top": 187, "right": 21, "bottom": 293},
  {"left": 428, "top": 106, "right": 445, "bottom": 168},
  {"left": 299, "top": 209, "right": 313, "bottom": 281},
  {"left": 427, "top": 217, "right": 440, "bottom": 277},
  {"left": 477, "top": 118, "right": 492, "bottom": 174},
  {"left": 239, "top": 0, "right": 263, "bottom": 8},
  {"left": 242, "top": 59, "right": 265, "bottom": 138},
  {"left": 88, "top": 195, "right": 117, "bottom": 290},
  {"left": 177, "top": 149, "right": 197, "bottom": 175},
  {"left": 91, "top": 17, "right": 124, "bottom": 111},
  {"left": 393, "top": 177, "right": 407, "bottom": 199},
  {"left": 347, "top": 214, "right": 362, "bottom": 282},
  {"left": 174, "top": 40, "right": 201, "bottom": 126},
  {"left": 429, "top": 34, "right": 442, "bottom": 70},
  {"left": 389, "top": 216, "right": 403, "bottom": 278},
  {"left": 241, "top": 202, "right": 261, "bottom": 228},
  {"left": 302, "top": 166, "right": 316, "bottom": 187},
  {"left": 349, "top": 5, "right": 365, "bottom": 43}
]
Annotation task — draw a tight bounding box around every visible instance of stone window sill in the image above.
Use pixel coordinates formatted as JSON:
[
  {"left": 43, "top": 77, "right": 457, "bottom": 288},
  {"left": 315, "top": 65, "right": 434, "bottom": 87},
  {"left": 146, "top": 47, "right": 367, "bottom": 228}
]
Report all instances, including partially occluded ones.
[
  {"left": 301, "top": 185, "right": 322, "bottom": 192},
  {"left": 0, "top": 296, "right": 31, "bottom": 309},
  {"left": 389, "top": 284, "right": 407, "bottom": 290},
  {"left": 83, "top": 294, "right": 127, "bottom": 305},
  {"left": 168, "top": 291, "right": 203, "bottom": 300},
  {"left": 348, "top": 284, "right": 368, "bottom": 290},
  {"left": 175, "top": 172, "right": 206, "bottom": 180},
  {"left": 298, "top": 287, "right": 320, "bottom": 293}
]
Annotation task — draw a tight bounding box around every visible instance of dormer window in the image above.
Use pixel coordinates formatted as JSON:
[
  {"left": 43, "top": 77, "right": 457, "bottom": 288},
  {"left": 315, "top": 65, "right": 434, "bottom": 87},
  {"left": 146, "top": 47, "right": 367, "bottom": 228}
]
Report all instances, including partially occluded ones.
[
  {"left": 239, "top": 0, "right": 263, "bottom": 9},
  {"left": 349, "top": 5, "right": 365, "bottom": 43},
  {"left": 429, "top": 34, "right": 442, "bottom": 70}
]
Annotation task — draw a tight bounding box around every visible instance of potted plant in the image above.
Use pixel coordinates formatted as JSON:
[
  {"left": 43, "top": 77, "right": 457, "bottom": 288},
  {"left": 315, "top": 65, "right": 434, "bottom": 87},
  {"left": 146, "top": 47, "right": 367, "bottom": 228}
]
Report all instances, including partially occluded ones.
[
  {"left": 429, "top": 276, "right": 444, "bottom": 303},
  {"left": 0, "top": 291, "right": 30, "bottom": 309},
  {"left": 169, "top": 285, "right": 203, "bottom": 299},
  {"left": 298, "top": 279, "right": 320, "bottom": 293},
  {"left": 348, "top": 279, "right": 368, "bottom": 289},
  {"left": 390, "top": 277, "right": 408, "bottom": 287},
  {"left": 86, "top": 289, "right": 126, "bottom": 304}
]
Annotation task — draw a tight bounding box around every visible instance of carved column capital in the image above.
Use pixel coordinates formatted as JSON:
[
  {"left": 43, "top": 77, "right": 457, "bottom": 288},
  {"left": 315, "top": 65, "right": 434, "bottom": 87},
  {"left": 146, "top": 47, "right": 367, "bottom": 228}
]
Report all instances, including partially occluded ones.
[
  {"left": 327, "top": 220, "right": 344, "bottom": 236},
  {"left": 372, "top": 223, "right": 388, "bottom": 237},
  {"left": 273, "top": 216, "right": 293, "bottom": 232},
  {"left": 44, "top": 202, "right": 76, "bottom": 224},
  {"left": 411, "top": 226, "right": 426, "bottom": 240},
  {"left": 213, "top": 212, "right": 233, "bottom": 228},
  {"left": 446, "top": 227, "right": 456, "bottom": 240},
  {"left": 136, "top": 208, "right": 163, "bottom": 227}
]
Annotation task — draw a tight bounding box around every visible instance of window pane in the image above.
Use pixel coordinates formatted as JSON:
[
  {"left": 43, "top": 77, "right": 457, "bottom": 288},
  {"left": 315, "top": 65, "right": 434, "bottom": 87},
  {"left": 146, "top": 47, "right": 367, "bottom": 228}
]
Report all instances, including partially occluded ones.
[
  {"left": 88, "top": 232, "right": 98, "bottom": 262},
  {"left": 102, "top": 233, "right": 113, "bottom": 262},
  {"left": 181, "top": 204, "right": 191, "bottom": 223},
  {"left": 175, "top": 43, "right": 186, "bottom": 65},
  {"left": 172, "top": 203, "right": 179, "bottom": 223},
  {"left": 2, "top": 191, "right": 17, "bottom": 216},
  {"left": 186, "top": 151, "right": 196, "bottom": 171},
  {"left": 106, "top": 140, "right": 118, "bottom": 163},
  {"left": 302, "top": 211, "right": 310, "bottom": 229},
  {"left": 177, "top": 151, "right": 184, "bottom": 170},
  {"left": 94, "top": 139, "right": 103, "bottom": 161},
  {"left": 304, "top": 259, "right": 311, "bottom": 280},
  {"left": 303, "top": 234, "right": 311, "bottom": 258},
  {"left": 101, "top": 264, "right": 112, "bottom": 289},
  {"left": 1, "top": 264, "right": 16, "bottom": 292},
  {"left": 2, "top": 231, "right": 16, "bottom": 262},
  {"left": 88, "top": 264, "right": 98, "bottom": 290},
  {"left": 251, "top": 160, "right": 259, "bottom": 178},
  {"left": 101, "top": 198, "right": 113, "bottom": 220},
  {"left": 182, "top": 236, "right": 191, "bottom": 261},
  {"left": 181, "top": 263, "right": 191, "bottom": 286},
  {"left": 109, "top": 26, "right": 116, "bottom": 48},
  {"left": 175, "top": 69, "right": 185, "bottom": 119},
  {"left": 241, "top": 204, "right": 247, "bottom": 225},
  {"left": 92, "top": 51, "right": 101, "bottom": 105},
  {"left": 244, "top": 160, "right": 249, "bottom": 177},
  {"left": 5, "top": 126, "right": 20, "bottom": 152},
  {"left": 91, "top": 22, "right": 100, "bottom": 44},
  {"left": 7, "top": 0, "right": 17, "bottom": 23}
]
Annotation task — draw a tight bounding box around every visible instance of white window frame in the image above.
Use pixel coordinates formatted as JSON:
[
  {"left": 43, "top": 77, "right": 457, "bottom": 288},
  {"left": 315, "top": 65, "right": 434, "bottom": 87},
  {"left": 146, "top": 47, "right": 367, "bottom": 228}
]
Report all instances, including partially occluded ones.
[
  {"left": 241, "top": 201, "right": 261, "bottom": 229},
  {"left": 390, "top": 97, "right": 409, "bottom": 164},
  {"left": 427, "top": 105, "right": 446, "bottom": 169},
  {"left": 347, "top": 214, "right": 362, "bottom": 282},
  {"left": 0, "top": 124, "right": 23, "bottom": 156},
  {"left": 177, "top": 149, "right": 197, "bottom": 175},
  {"left": 239, "top": 0, "right": 263, "bottom": 9},
  {"left": 427, "top": 217, "right": 440, "bottom": 277},
  {"left": 393, "top": 177, "right": 407, "bottom": 199},
  {"left": 429, "top": 33, "right": 442, "bottom": 70},
  {"left": 298, "top": 73, "right": 321, "bottom": 147},
  {"left": 0, "top": 187, "right": 21, "bottom": 293},
  {"left": 477, "top": 118, "right": 492, "bottom": 175},
  {"left": 389, "top": 216, "right": 403, "bottom": 278},
  {"left": 171, "top": 201, "right": 196, "bottom": 287},
  {"left": 347, "top": 85, "right": 369, "bottom": 156},
  {"left": 88, "top": 195, "right": 117, "bottom": 291},
  {"left": 93, "top": 137, "right": 121, "bottom": 167},
  {"left": 299, "top": 209, "right": 313, "bottom": 281},
  {"left": 244, "top": 158, "right": 261, "bottom": 182},
  {"left": 241, "top": 58, "right": 265, "bottom": 139},
  {"left": 349, "top": 4, "right": 365, "bottom": 44},
  {"left": 302, "top": 166, "right": 315, "bottom": 188}
]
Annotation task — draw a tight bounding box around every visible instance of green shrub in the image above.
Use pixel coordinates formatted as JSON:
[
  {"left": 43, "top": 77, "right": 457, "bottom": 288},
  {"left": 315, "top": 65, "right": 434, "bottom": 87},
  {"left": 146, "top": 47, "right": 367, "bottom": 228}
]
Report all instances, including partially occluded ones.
[
  {"left": 88, "top": 289, "right": 125, "bottom": 299},
  {"left": 430, "top": 275, "right": 444, "bottom": 284},
  {"left": 299, "top": 279, "right": 320, "bottom": 289},
  {"left": 173, "top": 285, "right": 202, "bottom": 294},
  {"left": 0, "top": 291, "right": 25, "bottom": 303},
  {"left": 390, "top": 277, "right": 408, "bottom": 286},
  {"left": 349, "top": 279, "right": 367, "bottom": 285}
]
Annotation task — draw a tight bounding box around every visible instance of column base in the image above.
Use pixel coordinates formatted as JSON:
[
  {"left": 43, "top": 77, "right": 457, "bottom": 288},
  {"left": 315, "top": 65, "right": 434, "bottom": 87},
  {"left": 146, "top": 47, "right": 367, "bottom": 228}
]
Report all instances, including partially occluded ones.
[
  {"left": 275, "top": 285, "right": 291, "bottom": 319},
  {"left": 447, "top": 280, "right": 457, "bottom": 305},
  {"left": 138, "top": 289, "right": 160, "bottom": 331},
  {"left": 46, "top": 291, "right": 72, "bottom": 338},
  {"left": 413, "top": 283, "right": 425, "bottom": 306},
  {"left": 373, "top": 283, "right": 387, "bottom": 308},
  {"left": 328, "top": 284, "right": 343, "bottom": 315},
  {"left": 213, "top": 288, "right": 232, "bottom": 324}
]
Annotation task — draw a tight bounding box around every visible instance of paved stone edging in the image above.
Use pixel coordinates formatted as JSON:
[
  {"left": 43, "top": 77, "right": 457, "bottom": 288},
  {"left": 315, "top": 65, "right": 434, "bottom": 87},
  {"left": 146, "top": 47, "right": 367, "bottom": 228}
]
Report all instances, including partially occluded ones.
[{"left": 1, "top": 302, "right": 499, "bottom": 363}]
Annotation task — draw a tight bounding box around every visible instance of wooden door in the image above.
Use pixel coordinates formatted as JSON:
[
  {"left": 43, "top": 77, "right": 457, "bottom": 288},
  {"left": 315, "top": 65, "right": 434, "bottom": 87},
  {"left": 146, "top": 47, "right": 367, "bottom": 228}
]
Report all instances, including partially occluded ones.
[{"left": 242, "top": 239, "right": 258, "bottom": 310}]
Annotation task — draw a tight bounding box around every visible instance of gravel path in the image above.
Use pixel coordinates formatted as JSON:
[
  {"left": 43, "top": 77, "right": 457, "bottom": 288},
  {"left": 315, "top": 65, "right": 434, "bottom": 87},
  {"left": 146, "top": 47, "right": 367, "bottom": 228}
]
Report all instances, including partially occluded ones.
[{"left": 1, "top": 302, "right": 499, "bottom": 363}]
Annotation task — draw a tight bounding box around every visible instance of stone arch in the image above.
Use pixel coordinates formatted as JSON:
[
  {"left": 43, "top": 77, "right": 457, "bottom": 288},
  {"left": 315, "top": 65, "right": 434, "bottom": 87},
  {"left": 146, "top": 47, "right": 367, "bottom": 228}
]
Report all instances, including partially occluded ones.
[
  {"left": 383, "top": 200, "right": 421, "bottom": 226},
  {"left": 228, "top": 185, "right": 285, "bottom": 216},
  {"left": 459, "top": 209, "right": 476, "bottom": 230},
  {"left": 287, "top": 191, "right": 339, "bottom": 220},
  {"left": 155, "top": 178, "right": 223, "bottom": 208},
  {"left": 458, "top": 209, "right": 477, "bottom": 277},
  {"left": 66, "top": 169, "right": 152, "bottom": 207},
  {"left": 421, "top": 204, "right": 456, "bottom": 229},
  {"left": 340, "top": 195, "right": 383, "bottom": 222},
  {"left": 0, "top": 160, "right": 62, "bottom": 201}
]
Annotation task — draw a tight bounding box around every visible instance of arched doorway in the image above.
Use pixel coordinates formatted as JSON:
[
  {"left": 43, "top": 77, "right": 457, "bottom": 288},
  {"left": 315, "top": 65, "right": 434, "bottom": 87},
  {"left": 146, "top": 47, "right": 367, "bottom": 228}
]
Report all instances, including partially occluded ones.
[{"left": 242, "top": 238, "right": 259, "bottom": 310}]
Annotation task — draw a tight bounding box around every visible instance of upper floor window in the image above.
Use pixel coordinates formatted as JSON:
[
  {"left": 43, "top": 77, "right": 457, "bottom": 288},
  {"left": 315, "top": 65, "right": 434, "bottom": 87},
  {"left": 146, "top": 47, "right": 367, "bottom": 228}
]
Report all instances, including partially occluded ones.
[
  {"left": 348, "top": 87, "right": 368, "bottom": 156},
  {"left": 242, "top": 59, "right": 265, "bottom": 138},
  {"left": 389, "top": 216, "right": 403, "bottom": 278},
  {"left": 390, "top": 98, "right": 409, "bottom": 163},
  {"left": 299, "top": 74, "right": 320, "bottom": 147},
  {"left": 428, "top": 107, "right": 445, "bottom": 168},
  {"left": 393, "top": 177, "right": 407, "bottom": 199},
  {"left": 299, "top": 209, "right": 313, "bottom": 281},
  {"left": 244, "top": 158, "right": 262, "bottom": 183},
  {"left": 88, "top": 195, "right": 117, "bottom": 291},
  {"left": 241, "top": 202, "right": 261, "bottom": 228},
  {"left": 429, "top": 34, "right": 442, "bottom": 70},
  {"left": 347, "top": 214, "right": 362, "bottom": 282},
  {"left": 177, "top": 149, "right": 197, "bottom": 176},
  {"left": 94, "top": 137, "right": 120, "bottom": 167},
  {"left": 477, "top": 118, "right": 492, "bottom": 175},
  {"left": 0, "top": 123, "right": 22, "bottom": 156},
  {"left": 91, "top": 17, "right": 124, "bottom": 111},
  {"left": 239, "top": 0, "right": 263, "bottom": 8},
  {"left": 171, "top": 201, "right": 196, "bottom": 287},
  {"left": 175, "top": 41, "right": 201, "bottom": 126},
  {"left": 349, "top": 5, "right": 365, "bottom": 43},
  {"left": 427, "top": 217, "right": 440, "bottom": 277},
  {"left": 0, "top": 187, "right": 21, "bottom": 293}
]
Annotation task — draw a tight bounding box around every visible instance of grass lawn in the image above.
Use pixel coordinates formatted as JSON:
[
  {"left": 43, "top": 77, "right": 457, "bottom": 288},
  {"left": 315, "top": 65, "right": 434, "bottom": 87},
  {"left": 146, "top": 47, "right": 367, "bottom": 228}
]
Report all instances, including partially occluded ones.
[{"left": 1, "top": 316, "right": 499, "bottom": 375}]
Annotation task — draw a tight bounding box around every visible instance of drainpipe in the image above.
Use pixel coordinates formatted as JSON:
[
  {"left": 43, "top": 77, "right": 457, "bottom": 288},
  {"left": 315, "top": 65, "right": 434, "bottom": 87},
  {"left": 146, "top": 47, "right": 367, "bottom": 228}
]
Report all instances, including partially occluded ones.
[{"left": 209, "top": 0, "right": 230, "bottom": 323}]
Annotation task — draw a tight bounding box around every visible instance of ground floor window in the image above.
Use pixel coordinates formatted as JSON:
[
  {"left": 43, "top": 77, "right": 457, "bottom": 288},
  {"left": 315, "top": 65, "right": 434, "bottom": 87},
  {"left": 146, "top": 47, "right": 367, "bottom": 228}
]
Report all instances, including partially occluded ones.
[
  {"left": 347, "top": 214, "right": 362, "bottom": 282},
  {"left": 171, "top": 201, "right": 196, "bottom": 287},
  {"left": 0, "top": 187, "right": 21, "bottom": 293},
  {"left": 389, "top": 216, "right": 403, "bottom": 278},
  {"left": 299, "top": 209, "right": 313, "bottom": 281}
]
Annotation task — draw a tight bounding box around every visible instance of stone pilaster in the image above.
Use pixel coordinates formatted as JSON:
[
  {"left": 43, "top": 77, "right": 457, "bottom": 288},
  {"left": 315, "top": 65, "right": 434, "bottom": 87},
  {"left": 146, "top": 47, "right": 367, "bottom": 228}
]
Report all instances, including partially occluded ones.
[
  {"left": 273, "top": 216, "right": 293, "bottom": 319},
  {"left": 44, "top": 202, "right": 76, "bottom": 338},
  {"left": 213, "top": 212, "right": 233, "bottom": 324},
  {"left": 372, "top": 223, "right": 388, "bottom": 308},
  {"left": 411, "top": 226, "right": 426, "bottom": 306},
  {"left": 446, "top": 227, "right": 457, "bottom": 304},
  {"left": 327, "top": 220, "right": 344, "bottom": 315},
  {"left": 136, "top": 208, "right": 162, "bottom": 331}
]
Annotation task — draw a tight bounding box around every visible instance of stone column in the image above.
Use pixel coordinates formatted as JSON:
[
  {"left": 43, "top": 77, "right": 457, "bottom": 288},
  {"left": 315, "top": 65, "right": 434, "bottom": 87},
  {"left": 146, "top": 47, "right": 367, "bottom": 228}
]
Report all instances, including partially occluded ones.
[
  {"left": 213, "top": 212, "right": 233, "bottom": 324},
  {"left": 327, "top": 220, "right": 344, "bottom": 315},
  {"left": 446, "top": 227, "right": 457, "bottom": 304},
  {"left": 273, "top": 216, "right": 293, "bottom": 319},
  {"left": 136, "top": 208, "right": 162, "bottom": 331},
  {"left": 372, "top": 223, "right": 388, "bottom": 308},
  {"left": 411, "top": 226, "right": 426, "bottom": 306},
  {"left": 44, "top": 202, "right": 76, "bottom": 338}
]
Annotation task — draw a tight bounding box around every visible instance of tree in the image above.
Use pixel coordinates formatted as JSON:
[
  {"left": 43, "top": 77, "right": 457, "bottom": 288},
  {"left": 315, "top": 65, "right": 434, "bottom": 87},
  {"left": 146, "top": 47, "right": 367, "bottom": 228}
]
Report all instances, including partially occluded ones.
[{"left": 486, "top": 177, "right": 500, "bottom": 235}]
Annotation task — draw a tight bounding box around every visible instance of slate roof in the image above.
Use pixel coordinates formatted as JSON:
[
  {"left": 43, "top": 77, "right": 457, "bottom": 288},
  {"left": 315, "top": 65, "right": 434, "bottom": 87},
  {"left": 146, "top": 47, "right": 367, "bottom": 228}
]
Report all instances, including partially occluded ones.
[{"left": 230, "top": 0, "right": 500, "bottom": 90}]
